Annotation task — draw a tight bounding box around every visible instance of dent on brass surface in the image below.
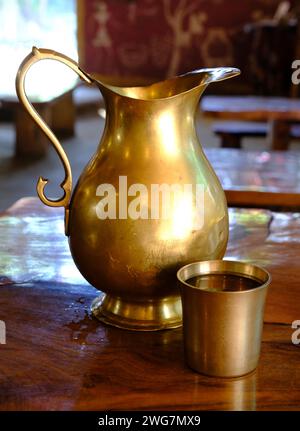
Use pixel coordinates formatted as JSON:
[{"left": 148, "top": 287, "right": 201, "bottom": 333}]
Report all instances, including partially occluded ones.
[
  {"left": 16, "top": 47, "right": 240, "bottom": 330},
  {"left": 0, "top": 198, "right": 299, "bottom": 410}
]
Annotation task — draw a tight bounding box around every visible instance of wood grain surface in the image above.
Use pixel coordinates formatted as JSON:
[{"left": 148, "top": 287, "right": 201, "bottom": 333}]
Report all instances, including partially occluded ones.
[
  {"left": 206, "top": 148, "right": 300, "bottom": 209},
  {"left": 0, "top": 198, "right": 299, "bottom": 410}
]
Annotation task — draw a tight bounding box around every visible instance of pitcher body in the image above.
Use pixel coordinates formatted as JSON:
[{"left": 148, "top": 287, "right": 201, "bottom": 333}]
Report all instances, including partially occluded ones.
[{"left": 16, "top": 47, "right": 240, "bottom": 330}]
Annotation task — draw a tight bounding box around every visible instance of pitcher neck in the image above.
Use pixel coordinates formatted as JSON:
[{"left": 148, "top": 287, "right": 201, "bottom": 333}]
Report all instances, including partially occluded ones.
[{"left": 101, "top": 84, "right": 206, "bottom": 121}]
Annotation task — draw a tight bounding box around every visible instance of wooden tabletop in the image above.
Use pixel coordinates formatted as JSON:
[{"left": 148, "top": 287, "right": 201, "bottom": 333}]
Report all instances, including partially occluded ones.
[
  {"left": 205, "top": 148, "right": 300, "bottom": 209},
  {"left": 0, "top": 198, "right": 299, "bottom": 411}
]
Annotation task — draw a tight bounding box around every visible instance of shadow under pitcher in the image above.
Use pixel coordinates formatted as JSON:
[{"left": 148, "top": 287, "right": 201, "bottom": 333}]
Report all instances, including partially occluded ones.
[{"left": 16, "top": 47, "right": 240, "bottom": 331}]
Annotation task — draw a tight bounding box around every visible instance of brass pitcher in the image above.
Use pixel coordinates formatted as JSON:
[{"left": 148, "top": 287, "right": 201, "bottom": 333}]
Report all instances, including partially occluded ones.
[{"left": 16, "top": 47, "right": 240, "bottom": 331}]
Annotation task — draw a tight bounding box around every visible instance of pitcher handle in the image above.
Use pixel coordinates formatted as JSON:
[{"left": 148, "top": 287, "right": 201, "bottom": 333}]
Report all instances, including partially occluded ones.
[{"left": 15, "top": 47, "right": 93, "bottom": 232}]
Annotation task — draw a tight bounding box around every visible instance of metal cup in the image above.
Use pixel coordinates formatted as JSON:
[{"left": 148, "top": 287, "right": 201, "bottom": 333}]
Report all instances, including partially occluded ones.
[{"left": 177, "top": 260, "right": 271, "bottom": 378}]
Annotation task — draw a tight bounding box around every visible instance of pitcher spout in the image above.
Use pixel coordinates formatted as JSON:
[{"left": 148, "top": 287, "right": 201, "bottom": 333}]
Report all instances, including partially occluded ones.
[
  {"left": 94, "top": 67, "right": 240, "bottom": 102},
  {"left": 182, "top": 67, "right": 241, "bottom": 86}
]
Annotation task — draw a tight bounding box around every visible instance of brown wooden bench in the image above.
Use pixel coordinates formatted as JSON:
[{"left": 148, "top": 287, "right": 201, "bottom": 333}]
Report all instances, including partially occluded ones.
[
  {"left": 1, "top": 89, "right": 76, "bottom": 159},
  {"left": 0, "top": 85, "right": 102, "bottom": 159},
  {"left": 201, "top": 96, "right": 300, "bottom": 150},
  {"left": 212, "top": 121, "right": 300, "bottom": 148}
]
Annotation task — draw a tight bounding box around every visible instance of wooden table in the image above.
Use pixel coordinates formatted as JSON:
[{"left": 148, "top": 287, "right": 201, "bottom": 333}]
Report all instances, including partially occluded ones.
[
  {"left": 201, "top": 96, "right": 300, "bottom": 150},
  {"left": 205, "top": 148, "right": 300, "bottom": 209},
  {"left": 0, "top": 197, "right": 299, "bottom": 410}
]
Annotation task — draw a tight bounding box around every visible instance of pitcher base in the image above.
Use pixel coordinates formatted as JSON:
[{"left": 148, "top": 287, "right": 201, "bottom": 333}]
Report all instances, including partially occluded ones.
[{"left": 91, "top": 293, "right": 182, "bottom": 331}]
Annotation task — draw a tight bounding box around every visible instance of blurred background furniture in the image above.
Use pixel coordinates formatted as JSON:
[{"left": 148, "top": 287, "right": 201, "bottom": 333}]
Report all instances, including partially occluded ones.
[
  {"left": 0, "top": 84, "right": 103, "bottom": 159},
  {"left": 0, "top": 1, "right": 78, "bottom": 158},
  {"left": 1, "top": 86, "right": 75, "bottom": 158},
  {"left": 1, "top": 0, "right": 300, "bottom": 202},
  {"left": 202, "top": 3, "right": 300, "bottom": 150},
  {"left": 206, "top": 148, "right": 300, "bottom": 209},
  {"left": 245, "top": 16, "right": 298, "bottom": 97},
  {"left": 201, "top": 96, "right": 300, "bottom": 150},
  {"left": 211, "top": 121, "right": 300, "bottom": 149}
]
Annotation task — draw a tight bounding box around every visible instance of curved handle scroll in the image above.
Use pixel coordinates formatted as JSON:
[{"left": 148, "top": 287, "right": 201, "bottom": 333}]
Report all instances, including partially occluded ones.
[{"left": 15, "top": 47, "right": 93, "bottom": 228}]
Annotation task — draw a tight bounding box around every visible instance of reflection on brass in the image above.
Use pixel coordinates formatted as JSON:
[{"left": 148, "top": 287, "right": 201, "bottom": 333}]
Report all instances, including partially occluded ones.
[
  {"left": 16, "top": 47, "right": 240, "bottom": 330},
  {"left": 192, "top": 371, "right": 257, "bottom": 410},
  {"left": 177, "top": 260, "right": 271, "bottom": 377}
]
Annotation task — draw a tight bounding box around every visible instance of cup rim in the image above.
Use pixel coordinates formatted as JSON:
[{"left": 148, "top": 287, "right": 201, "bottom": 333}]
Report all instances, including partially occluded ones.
[{"left": 177, "top": 259, "right": 271, "bottom": 295}]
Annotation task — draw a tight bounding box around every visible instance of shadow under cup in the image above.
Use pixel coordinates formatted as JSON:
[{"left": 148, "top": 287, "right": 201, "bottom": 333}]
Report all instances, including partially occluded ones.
[{"left": 177, "top": 260, "right": 271, "bottom": 378}]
